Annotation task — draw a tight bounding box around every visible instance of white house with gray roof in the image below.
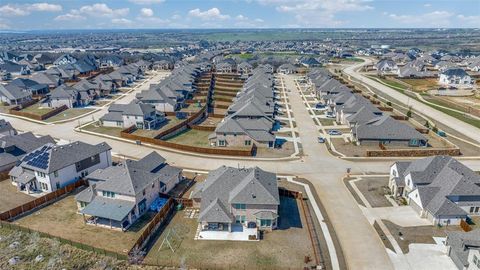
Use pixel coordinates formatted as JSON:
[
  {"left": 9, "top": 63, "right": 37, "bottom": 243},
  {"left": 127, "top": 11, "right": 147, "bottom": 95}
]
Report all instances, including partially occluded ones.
[
  {"left": 446, "top": 230, "right": 480, "bottom": 270},
  {"left": 100, "top": 100, "right": 165, "bottom": 130},
  {"left": 439, "top": 68, "right": 474, "bottom": 89},
  {"left": 10, "top": 141, "right": 111, "bottom": 194},
  {"left": 191, "top": 166, "right": 280, "bottom": 240},
  {"left": 75, "top": 152, "right": 182, "bottom": 230},
  {"left": 389, "top": 156, "right": 480, "bottom": 226}
]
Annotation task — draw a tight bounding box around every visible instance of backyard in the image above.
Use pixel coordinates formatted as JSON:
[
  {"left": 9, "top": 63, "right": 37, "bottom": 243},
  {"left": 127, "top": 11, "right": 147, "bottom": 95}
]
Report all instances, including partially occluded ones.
[
  {"left": 14, "top": 191, "right": 153, "bottom": 255},
  {"left": 144, "top": 196, "right": 313, "bottom": 269},
  {"left": 0, "top": 180, "right": 36, "bottom": 213},
  {"left": 165, "top": 129, "right": 212, "bottom": 147},
  {"left": 351, "top": 177, "right": 393, "bottom": 208},
  {"left": 19, "top": 103, "right": 55, "bottom": 116}
]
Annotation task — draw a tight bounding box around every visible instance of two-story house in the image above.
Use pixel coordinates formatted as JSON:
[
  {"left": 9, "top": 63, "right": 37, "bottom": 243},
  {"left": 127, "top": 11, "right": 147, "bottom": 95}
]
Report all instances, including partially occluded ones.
[
  {"left": 9, "top": 141, "right": 111, "bottom": 194},
  {"left": 75, "top": 152, "right": 182, "bottom": 230},
  {"left": 191, "top": 166, "right": 280, "bottom": 241},
  {"left": 100, "top": 100, "right": 165, "bottom": 129}
]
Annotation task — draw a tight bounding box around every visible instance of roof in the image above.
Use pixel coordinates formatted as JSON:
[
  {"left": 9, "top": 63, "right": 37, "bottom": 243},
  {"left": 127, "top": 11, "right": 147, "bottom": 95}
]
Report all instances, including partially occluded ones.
[
  {"left": 19, "top": 141, "right": 111, "bottom": 173},
  {"left": 194, "top": 166, "right": 279, "bottom": 224},
  {"left": 442, "top": 68, "right": 469, "bottom": 78},
  {"left": 86, "top": 151, "right": 180, "bottom": 196},
  {"left": 447, "top": 230, "right": 480, "bottom": 269},
  {"left": 355, "top": 115, "right": 426, "bottom": 142},
  {"left": 80, "top": 196, "right": 135, "bottom": 221}
]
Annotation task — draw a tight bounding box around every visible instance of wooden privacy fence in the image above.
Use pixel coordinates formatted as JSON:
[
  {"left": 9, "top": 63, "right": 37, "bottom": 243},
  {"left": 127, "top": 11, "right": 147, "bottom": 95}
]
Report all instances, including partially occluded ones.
[
  {"left": 0, "top": 221, "right": 128, "bottom": 260},
  {"left": 175, "top": 198, "right": 193, "bottom": 208},
  {"left": 367, "top": 147, "right": 461, "bottom": 157},
  {"left": 9, "top": 104, "right": 68, "bottom": 121},
  {"left": 129, "top": 198, "right": 175, "bottom": 258},
  {"left": 460, "top": 219, "right": 472, "bottom": 232},
  {"left": 0, "top": 179, "right": 87, "bottom": 221}
]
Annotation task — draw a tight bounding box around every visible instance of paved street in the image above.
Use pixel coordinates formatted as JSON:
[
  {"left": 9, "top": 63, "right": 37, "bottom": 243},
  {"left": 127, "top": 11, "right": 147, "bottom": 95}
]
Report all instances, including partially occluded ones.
[
  {"left": 343, "top": 59, "right": 480, "bottom": 144},
  {"left": 2, "top": 71, "right": 480, "bottom": 269}
]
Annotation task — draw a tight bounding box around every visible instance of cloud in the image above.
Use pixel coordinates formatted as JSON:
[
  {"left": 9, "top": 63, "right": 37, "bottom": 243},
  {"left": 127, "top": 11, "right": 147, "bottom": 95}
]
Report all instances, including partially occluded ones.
[
  {"left": 257, "top": 0, "right": 373, "bottom": 27},
  {"left": 424, "top": 3, "right": 432, "bottom": 7},
  {"left": 234, "top": 14, "right": 265, "bottom": 27},
  {"left": 54, "top": 13, "right": 85, "bottom": 21},
  {"left": 0, "top": 23, "right": 10, "bottom": 29},
  {"left": 386, "top": 10, "right": 454, "bottom": 27},
  {"left": 188, "top": 8, "right": 230, "bottom": 20},
  {"left": 28, "top": 3, "right": 62, "bottom": 12},
  {"left": 140, "top": 8, "right": 154, "bottom": 17},
  {"left": 129, "top": 0, "right": 165, "bottom": 4},
  {"left": 457, "top": 14, "right": 480, "bottom": 27},
  {"left": 111, "top": 18, "right": 133, "bottom": 26},
  {"left": 75, "top": 3, "right": 129, "bottom": 17},
  {"left": 0, "top": 3, "right": 62, "bottom": 17}
]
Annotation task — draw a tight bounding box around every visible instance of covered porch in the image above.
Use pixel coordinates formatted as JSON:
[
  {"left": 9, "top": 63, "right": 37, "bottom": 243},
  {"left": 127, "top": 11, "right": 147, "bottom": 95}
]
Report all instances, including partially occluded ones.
[
  {"left": 80, "top": 197, "right": 136, "bottom": 231},
  {"left": 198, "top": 223, "right": 258, "bottom": 241}
]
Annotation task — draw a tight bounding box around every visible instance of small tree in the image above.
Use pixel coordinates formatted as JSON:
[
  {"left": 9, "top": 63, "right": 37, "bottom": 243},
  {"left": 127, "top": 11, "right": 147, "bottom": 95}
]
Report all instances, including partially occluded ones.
[
  {"left": 386, "top": 101, "right": 392, "bottom": 107},
  {"left": 406, "top": 110, "right": 412, "bottom": 118},
  {"left": 424, "top": 121, "right": 430, "bottom": 129},
  {"left": 432, "top": 125, "right": 438, "bottom": 133}
]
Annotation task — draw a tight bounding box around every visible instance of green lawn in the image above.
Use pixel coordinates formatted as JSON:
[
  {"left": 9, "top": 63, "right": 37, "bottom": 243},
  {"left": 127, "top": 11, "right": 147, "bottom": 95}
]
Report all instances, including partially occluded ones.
[{"left": 45, "top": 108, "right": 95, "bottom": 122}]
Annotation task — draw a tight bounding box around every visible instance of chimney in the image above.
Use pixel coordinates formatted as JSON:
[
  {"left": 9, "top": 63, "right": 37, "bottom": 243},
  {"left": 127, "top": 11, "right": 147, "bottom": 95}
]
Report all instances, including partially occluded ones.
[{"left": 91, "top": 183, "right": 97, "bottom": 196}]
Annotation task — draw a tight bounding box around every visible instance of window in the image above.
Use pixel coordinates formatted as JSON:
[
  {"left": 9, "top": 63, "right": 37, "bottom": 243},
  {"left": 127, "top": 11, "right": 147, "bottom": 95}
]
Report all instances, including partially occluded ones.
[
  {"left": 54, "top": 171, "right": 58, "bottom": 177},
  {"left": 260, "top": 219, "right": 272, "bottom": 227},
  {"left": 37, "top": 172, "right": 46, "bottom": 178},
  {"left": 80, "top": 201, "right": 88, "bottom": 208},
  {"left": 235, "top": 215, "right": 246, "bottom": 224},
  {"left": 218, "top": 140, "right": 226, "bottom": 147},
  {"left": 55, "top": 182, "right": 60, "bottom": 190},
  {"left": 233, "top": 204, "right": 246, "bottom": 210},
  {"left": 102, "top": 191, "right": 115, "bottom": 198},
  {"left": 471, "top": 207, "right": 475, "bottom": 213},
  {"left": 245, "top": 140, "right": 251, "bottom": 146},
  {"left": 40, "top": 182, "right": 48, "bottom": 191},
  {"left": 143, "top": 189, "right": 146, "bottom": 196}
]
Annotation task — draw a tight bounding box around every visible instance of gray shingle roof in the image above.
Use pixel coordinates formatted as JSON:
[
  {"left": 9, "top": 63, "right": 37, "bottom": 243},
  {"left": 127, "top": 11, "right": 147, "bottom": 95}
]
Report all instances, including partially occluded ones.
[{"left": 80, "top": 196, "right": 135, "bottom": 222}]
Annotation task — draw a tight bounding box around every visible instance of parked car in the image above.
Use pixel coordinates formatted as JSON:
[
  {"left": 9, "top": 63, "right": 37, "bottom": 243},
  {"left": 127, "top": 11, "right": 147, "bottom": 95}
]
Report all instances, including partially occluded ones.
[
  {"left": 315, "top": 103, "right": 326, "bottom": 109},
  {"left": 318, "top": 137, "right": 325, "bottom": 143},
  {"left": 437, "top": 130, "right": 447, "bottom": 137},
  {"left": 328, "top": 130, "right": 342, "bottom": 136},
  {"left": 325, "top": 113, "right": 336, "bottom": 119}
]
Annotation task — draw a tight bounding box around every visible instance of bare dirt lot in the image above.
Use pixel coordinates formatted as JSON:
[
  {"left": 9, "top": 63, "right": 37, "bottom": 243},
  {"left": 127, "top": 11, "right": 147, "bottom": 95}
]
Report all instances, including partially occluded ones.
[
  {"left": 0, "top": 180, "right": 36, "bottom": 213},
  {"left": 353, "top": 177, "right": 392, "bottom": 208},
  {"left": 144, "top": 196, "right": 314, "bottom": 270}
]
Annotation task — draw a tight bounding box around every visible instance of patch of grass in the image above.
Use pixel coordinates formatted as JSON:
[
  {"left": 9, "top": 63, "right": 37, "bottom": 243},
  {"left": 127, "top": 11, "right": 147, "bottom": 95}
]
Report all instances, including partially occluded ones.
[
  {"left": 398, "top": 78, "right": 438, "bottom": 92},
  {"left": 0, "top": 180, "right": 35, "bottom": 212},
  {"left": 81, "top": 121, "right": 123, "bottom": 137},
  {"left": 44, "top": 108, "right": 95, "bottom": 122},
  {"left": 20, "top": 103, "right": 54, "bottom": 116},
  {"left": 165, "top": 129, "right": 212, "bottom": 147}
]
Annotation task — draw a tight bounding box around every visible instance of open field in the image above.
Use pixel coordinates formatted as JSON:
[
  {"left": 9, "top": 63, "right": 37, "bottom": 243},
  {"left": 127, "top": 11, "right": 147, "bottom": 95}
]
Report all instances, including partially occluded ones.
[
  {"left": 0, "top": 225, "right": 151, "bottom": 270},
  {"left": 144, "top": 196, "right": 313, "bottom": 269},
  {"left": 44, "top": 108, "right": 95, "bottom": 122},
  {"left": 0, "top": 180, "right": 36, "bottom": 213},
  {"left": 398, "top": 78, "right": 439, "bottom": 92},
  {"left": 14, "top": 192, "right": 152, "bottom": 255}
]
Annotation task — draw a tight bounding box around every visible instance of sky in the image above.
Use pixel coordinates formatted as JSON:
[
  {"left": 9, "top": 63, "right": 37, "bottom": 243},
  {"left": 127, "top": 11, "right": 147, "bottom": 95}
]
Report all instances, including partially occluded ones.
[{"left": 0, "top": 0, "right": 479, "bottom": 30}]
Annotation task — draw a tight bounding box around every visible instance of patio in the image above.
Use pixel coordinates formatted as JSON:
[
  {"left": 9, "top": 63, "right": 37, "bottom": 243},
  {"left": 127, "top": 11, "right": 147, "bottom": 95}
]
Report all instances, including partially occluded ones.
[{"left": 198, "top": 224, "right": 258, "bottom": 241}]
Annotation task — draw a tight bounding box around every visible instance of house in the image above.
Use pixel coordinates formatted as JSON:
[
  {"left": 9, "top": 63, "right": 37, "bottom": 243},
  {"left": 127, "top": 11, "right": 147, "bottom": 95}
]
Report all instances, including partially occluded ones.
[
  {"left": 209, "top": 116, "right": 275, "bottom": 148},
  {"left": 375, "top": 59, "right": 398, "bottom": 74},
  {"left": 237, "top": 62, "right": 253, "bottom": 75},
  {"left": 0, "top": 119, "right": 17, "bottom": 137},
  {"left": 0, "top": 83, "right": 33, "bottom": 106},
  {"left": 0, "top": 61, "right": 30, "bottom": 76},
  {"left": 216, "top": 62, "right": 234, "bottom": 73},
  {"left": 152, "top": 60, "right": 174, "bottom": 71},
  {"left": 439, "top": 68, "right": 474, "bottom": 89},
  {"left": 136, "top": 85, "right": 183, "bottom": 112},
  {"left": 9, "top": 78, "right": 49, "bottom": 96},
  {"left": 75, "top": 152, "right": 182, "bottom": 230},
  {"left": 389, "top": 156, "right": 480, "bottom": 226},
  {"left": 98, "top": 55, "right": 124, "bottom": 69},
  {"left": 191, "top": 166, "right": 280, "bottom": 240},
  {"left": 300, "top": 57, "right": 321, "bottom": 68},
  {"left": 277, "top": 63, "right": 296, "bottom": 74},
  {"left": 30, "top": 72, "right": 62, "bottom": 89},
  {"left": 0, "top": 132, "right": 54, "bottom": 172},
  {"left": 54, "top": 54, "right": 77, "bottom": 66},
  {"left": 446, "top": 230, "right": 480, "bottom": 270},
  {"left": 100, "top": 100, "right": 165, "bottom": 129},
  {"left": 353, "top": 115, "right": 428, "bottom": 147},
  {"left": 9, "top": 141, "right": 112, "bottom": 194},
  {"left": 46, "top": 85, "right": 85, "bottom": 108},
  {"left": 467, "top": 59, "right": 480, "bottom": 72}
]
